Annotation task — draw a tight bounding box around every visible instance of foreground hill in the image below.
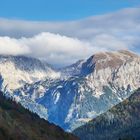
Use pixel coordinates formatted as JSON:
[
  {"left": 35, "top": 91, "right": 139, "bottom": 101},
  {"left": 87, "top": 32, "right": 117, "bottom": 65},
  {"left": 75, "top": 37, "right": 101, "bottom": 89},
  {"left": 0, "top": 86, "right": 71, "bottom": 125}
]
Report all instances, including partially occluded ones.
[
  {"left": 0, "top": 91, "right": 78, "bottom": 140},
  {"left": 73, "top": 88, "right": 140, "bottom": 140}
]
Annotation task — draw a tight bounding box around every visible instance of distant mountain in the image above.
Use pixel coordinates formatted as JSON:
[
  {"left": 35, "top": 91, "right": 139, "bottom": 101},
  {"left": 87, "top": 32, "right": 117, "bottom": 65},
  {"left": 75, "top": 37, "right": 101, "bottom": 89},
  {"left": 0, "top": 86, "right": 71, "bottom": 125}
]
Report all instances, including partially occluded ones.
[
  {"left": 73, "top": 88, "right": 140, "bottom": 140},
  {"left": 0, "top": 90, "right": 78, "bottom": 140},
  {"left": 13, "top": 50, "right": 140, "bottom": 131},
  {"left": 0, "top": 55, "right": 60, "bottom": 91}
]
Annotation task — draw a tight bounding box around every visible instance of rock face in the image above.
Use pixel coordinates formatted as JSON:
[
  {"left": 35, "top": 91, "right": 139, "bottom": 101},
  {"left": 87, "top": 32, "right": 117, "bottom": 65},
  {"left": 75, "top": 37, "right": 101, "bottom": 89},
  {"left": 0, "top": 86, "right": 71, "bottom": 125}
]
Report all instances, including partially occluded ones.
[
  {"left": 11, "top": 50, "right": 140, "bottom": 131},
  {"left": 73, "top": 88, "right": 140, "bottom": 140},
  {"left": 0, "top": 91, "right": 78, "bottom": 140}
]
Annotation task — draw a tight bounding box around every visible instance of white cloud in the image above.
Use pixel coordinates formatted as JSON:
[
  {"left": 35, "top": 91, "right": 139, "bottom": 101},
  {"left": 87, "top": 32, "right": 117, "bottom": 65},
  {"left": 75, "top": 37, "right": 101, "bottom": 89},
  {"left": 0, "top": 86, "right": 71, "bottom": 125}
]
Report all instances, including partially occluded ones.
[
  {"left": 21, "top": 32, "right": 96, "bottom": 66},
  {"left": 0, "top": 32, "right": 134, "bottom": 66},
  {"left": 0, "top": 7, "right": 139, "bottom": 66},
  {"left": 90, "top": 34, "right": 128, "bottom": 50},
  {"left": 0, "top": 33, "right": 97, "bottom": 66},
  {"left": 0, "top": 36, "right": 30, "bottom": 55}
]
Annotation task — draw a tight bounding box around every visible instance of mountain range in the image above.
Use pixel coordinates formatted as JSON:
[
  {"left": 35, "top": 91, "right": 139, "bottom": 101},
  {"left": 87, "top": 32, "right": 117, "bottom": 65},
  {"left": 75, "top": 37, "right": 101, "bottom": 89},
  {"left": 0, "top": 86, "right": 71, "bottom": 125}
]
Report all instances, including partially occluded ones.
[{"left": 0, "top": 50, "right": 140, "bottom": 132}]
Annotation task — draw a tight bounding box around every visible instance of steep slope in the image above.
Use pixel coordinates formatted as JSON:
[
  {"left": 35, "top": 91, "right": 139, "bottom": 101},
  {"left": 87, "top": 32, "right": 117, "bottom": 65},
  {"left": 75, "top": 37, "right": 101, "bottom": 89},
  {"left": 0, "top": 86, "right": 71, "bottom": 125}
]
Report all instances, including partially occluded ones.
[
  {"left": 0, "top": 55, "right": 60, "bottom": 91},
  {"left": 0, "top": 90, "right": 78, "bottom": 140},
  {"left": 13, "top": 50, "right": 140, "bottom": 131},
  {"left": 73, "top": 88, "right": 140, "bottom": 140}
]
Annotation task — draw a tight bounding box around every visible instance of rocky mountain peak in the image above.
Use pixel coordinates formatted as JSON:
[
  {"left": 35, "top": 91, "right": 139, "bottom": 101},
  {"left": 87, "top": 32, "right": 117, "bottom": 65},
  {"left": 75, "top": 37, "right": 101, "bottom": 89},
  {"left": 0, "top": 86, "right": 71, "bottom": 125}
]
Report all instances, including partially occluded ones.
[{"left": 81, "top": 50, "right": 139, "bottom": 75}]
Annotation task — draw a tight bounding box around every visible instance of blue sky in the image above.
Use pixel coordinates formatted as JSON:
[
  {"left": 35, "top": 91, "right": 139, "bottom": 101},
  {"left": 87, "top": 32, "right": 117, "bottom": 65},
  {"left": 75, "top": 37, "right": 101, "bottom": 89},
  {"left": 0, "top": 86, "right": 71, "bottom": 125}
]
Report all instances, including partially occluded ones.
[{"left": 0, "top": 0, "right": 140, "bottom": 20}]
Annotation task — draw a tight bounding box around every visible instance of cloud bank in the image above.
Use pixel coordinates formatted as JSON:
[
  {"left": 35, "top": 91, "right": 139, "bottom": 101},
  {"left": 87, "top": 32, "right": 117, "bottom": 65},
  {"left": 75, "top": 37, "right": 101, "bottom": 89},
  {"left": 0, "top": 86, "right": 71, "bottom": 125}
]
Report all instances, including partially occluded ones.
[{"left": 0, "top": 8, "right": 140, "bottom": 66}]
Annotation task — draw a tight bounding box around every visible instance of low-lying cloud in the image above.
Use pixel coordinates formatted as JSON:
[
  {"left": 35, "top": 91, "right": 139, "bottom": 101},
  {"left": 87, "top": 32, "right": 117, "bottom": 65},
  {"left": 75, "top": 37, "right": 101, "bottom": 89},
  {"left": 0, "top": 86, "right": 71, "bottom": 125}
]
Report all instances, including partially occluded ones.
[
  {"left": 0, "top": 36, "right": 30, "bottom": 55},
  {"left": 0, "top": 32, "right": 134, "bottom": 66},
  {"left": 0, "top": 8, "right": 139, "bottom": 66},
  {"left": 0, "top": 33, "right": 96, "bottom": 66}
]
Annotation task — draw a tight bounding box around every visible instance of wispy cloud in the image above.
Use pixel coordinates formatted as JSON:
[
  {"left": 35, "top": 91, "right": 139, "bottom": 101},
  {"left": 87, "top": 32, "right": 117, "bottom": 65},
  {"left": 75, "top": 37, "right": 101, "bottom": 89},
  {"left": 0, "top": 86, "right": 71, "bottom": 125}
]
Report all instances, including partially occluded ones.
[{"left": 0, "top": 8, "right": 139, "bottom": 66}]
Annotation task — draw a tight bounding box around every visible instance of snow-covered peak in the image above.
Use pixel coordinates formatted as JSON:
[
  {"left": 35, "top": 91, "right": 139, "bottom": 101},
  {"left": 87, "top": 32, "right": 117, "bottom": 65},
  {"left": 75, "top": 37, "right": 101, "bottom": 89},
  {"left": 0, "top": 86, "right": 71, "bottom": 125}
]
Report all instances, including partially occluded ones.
[
  {"left": 0, "top": 55, "right": 52, "bottom": 71},
  {"left": 0, "top": 55, "right": 60, "bottom": 91}
]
